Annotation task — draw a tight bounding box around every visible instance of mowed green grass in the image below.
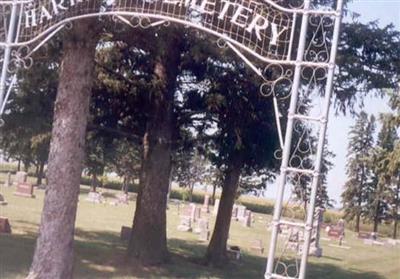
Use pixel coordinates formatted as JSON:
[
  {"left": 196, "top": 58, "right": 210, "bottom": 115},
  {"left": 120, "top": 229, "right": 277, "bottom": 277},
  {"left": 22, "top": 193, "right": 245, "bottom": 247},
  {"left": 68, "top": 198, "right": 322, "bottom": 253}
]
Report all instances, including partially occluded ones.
[{"left": 1, "top": 182, "right": 399, "bottom": 279}]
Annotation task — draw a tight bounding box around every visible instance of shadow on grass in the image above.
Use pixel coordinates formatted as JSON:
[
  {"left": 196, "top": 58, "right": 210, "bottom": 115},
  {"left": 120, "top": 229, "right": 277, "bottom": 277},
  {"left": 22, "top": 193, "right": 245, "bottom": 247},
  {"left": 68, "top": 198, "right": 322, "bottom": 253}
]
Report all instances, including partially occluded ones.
[{"left": 0, "top": 229, "right": 387, "bottom": 279}]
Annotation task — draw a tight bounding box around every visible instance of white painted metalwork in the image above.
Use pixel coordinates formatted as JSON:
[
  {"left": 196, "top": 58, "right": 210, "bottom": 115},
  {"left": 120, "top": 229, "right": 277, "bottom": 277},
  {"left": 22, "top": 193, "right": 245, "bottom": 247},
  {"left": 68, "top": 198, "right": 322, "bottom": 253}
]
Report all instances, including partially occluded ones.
[{"left": 0, "top": 0, "right": 344, "bottom": 278}]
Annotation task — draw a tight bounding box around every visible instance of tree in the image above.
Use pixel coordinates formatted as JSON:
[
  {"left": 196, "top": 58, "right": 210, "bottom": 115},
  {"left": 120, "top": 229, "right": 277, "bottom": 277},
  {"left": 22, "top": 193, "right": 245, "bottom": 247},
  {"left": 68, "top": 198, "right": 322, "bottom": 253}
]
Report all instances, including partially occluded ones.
[
  {"left": 179, "top": 55, "right": 280, "bottom": 264},
  {"left": 368, "top": 113, "right": 399, "bottom": 232},
  {"left": 28, "top": 19, "right": 99, "bottom": 279},
  {"left": 127, "top": 28, "right": 184, "bottom": 265},
  {"left": 0, "top": 44, "right": 59, "bottom": 183},
  {"left": 342, "top": 111, "right": 376, "bottom": 232},
  {"left": 108, "top": 138, "right": 141, "bottom": 193},
  {"left": 173, "top": 146, "right": 210, "bottom": 201}
]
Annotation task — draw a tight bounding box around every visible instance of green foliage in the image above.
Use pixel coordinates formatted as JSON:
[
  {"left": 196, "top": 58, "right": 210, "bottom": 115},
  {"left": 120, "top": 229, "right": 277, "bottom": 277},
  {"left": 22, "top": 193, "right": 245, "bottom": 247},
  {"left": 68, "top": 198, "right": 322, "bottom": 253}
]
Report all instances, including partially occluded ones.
[{"left": 342, "top": 111, "right": 376, "bottom": 225}]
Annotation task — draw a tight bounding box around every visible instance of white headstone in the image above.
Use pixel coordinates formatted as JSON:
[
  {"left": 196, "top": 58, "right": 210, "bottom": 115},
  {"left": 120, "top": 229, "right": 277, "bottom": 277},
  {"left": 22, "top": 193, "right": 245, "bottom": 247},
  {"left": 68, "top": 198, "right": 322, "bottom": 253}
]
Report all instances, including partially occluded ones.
[
  {"left": 177, "top": 216, "right": 192, "bottom": 232},
  {"left": 4, "top": 172, "right": 12, "bottom": 187},
  {"left": 14, "top": 171, "right": 27, "bottom": 185}
]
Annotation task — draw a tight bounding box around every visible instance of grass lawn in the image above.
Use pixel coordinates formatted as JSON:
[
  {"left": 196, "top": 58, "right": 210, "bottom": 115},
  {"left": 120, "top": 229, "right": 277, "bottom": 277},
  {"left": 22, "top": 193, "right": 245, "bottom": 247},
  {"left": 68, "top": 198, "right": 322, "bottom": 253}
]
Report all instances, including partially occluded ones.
[{"left": 1, "top": 181, "right": 399, "bottom": 279}]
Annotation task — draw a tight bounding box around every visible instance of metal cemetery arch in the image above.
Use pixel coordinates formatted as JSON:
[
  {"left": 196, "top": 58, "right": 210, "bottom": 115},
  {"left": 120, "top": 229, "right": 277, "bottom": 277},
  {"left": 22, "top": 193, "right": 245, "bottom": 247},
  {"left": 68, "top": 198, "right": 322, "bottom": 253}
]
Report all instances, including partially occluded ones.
[{"left": 0, "top": 0, "right": 343, "bottom": 278}]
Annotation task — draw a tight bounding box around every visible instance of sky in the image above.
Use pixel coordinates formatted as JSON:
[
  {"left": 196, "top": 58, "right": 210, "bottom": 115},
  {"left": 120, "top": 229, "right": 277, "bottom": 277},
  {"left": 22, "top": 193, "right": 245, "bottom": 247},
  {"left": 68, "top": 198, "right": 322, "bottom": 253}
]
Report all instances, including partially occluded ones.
[{"left": 263, "top": 1, "right": 400, "bottom": 206}]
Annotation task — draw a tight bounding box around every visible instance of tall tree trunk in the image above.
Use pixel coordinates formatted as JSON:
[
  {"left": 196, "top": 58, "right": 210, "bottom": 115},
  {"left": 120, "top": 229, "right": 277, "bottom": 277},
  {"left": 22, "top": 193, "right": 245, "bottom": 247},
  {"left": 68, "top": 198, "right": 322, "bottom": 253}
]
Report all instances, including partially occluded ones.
[
  {"left": 90, "top": 173, "right": 98, "bottom": 192},
  {"left": 28, "top": 19, "right": 98, "bottom": 279},
  {"left": 211, "top": 183, "right": 217, "bottom": 205},
  {"left": 393, "top": 178, "right": 399, "bottom": 239},
  {"left": 355, "top": 187, "right": 361, "bottom": 232},
  {"left": 355, "top": 170, "right": 365, "bottom": 233},
  {"left": 36, "top": 160, "right": 45, "bottom": 186},
  {"left": 17, "top": 158, "right": 21, "bottom": 171},
  {"left": 373, "top": 200, "right": 381, "bottom": 233},
  {"left": 122, "top": 175, "right": 129, "bottom": 194},
  {"left": 189, "top": 182, "right": 194, "bottom": 202},
  {"left": 205, "top": 156, "right": 243, "bottom": 266},
  {"left": 127, "top": 30, "right": 182, "bottom": 265}
]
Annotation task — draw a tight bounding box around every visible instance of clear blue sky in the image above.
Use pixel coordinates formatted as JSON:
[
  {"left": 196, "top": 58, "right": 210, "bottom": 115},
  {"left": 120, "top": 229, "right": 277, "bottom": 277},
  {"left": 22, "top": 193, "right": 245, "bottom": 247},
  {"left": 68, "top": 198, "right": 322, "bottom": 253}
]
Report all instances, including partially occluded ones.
[{"left": 263, "top": 1, "right": 399, "bottom": 206}]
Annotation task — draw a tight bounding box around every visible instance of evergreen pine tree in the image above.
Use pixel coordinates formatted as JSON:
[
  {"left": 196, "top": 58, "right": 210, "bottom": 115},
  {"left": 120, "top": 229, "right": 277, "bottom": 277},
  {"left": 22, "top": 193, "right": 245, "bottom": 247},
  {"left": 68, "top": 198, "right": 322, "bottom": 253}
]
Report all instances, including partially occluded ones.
[{"left": 342, "top": 111, "right": 376, "bottom": 232}]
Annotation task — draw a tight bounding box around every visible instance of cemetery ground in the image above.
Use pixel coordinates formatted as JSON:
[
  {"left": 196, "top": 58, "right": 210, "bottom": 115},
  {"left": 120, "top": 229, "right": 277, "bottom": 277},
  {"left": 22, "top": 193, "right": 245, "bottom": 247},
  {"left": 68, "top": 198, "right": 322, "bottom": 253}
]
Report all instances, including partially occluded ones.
[{"left": 0, "top": 179, "right": 399, "bottom": 279}]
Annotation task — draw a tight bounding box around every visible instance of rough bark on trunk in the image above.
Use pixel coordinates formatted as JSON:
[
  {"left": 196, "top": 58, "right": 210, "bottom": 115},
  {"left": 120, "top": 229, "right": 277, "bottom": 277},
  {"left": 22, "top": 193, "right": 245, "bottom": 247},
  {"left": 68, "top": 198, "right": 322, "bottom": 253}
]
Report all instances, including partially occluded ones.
[
  {"left": 28, "top": 19, "right": 98, "bottom": 279},
  {"left": 205, "top": 156, "right": 243, "bottom": 266},
  {"left": 127, "top": 31, "right": 182, "bottom": 265}
]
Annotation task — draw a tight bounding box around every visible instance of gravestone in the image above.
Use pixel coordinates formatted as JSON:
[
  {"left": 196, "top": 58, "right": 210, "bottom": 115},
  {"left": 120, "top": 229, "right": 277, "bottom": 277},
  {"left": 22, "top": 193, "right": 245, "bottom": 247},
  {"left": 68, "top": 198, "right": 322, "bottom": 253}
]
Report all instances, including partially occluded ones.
[
  {"left": 183, "top": 203, "right": 199, "bottom": 223},
  {"left": 0, "top": 217, "right": 11, "bottom": 233},
  {"left": 177, "top": 216, "right": 192, "bottom": 232},
  {"left": 117, "top": 193, "right": 129, "bottom": 204},
  {"left": 231, "top": 205, "right": 238, "bottom": 221},
  {"left": 213, "top": 199, "right": 220, "bottom": 215},
  {"left": 250, "top": 239, "right": 264, "bottom": 254},
  {"left": 327, "top": 222, "right": 345, "bottom": 246},
  {"left": 4, "top": 172, "right": 12, "bottom": 187},
  {"left": 193, "top": 206, "right": 201, "bottom": 222},
  {"left": 0, "top": 194, "right": 7, "bottom": 205},
  {"left": 237, "top": 205, "right": 247, "bottom": 221},
  {"left": 120, "top": 226, "right": 132, "bottom": 241},
  {"left": 242, "top": 210, "right": 252, "bottom": 227},
  {"left": 227, "top": 246, "right": 241, "bottom": 260},
  {"left": 194, "top": 218, "right": 209, "bottom": 233},
  {"left": 14, "top": 171, "right": 27, "bottom": 185},
  {"left": 196, "top": 219, "right": 210, "bottom": 241},
  {"left": 358, "top": 231, "right": 372, "bottom": 239},
  {"left": 199, "top": 228, "right": 210, "bottom": 241},
  {"left": 85, "top": 191, "right": 104, "bottom": 203},
  {"left": 202, "top": 195, "right": 210, "bottom": 213},
  {"left": 14, "top": 182, "right": 34, "bottom": 198}
]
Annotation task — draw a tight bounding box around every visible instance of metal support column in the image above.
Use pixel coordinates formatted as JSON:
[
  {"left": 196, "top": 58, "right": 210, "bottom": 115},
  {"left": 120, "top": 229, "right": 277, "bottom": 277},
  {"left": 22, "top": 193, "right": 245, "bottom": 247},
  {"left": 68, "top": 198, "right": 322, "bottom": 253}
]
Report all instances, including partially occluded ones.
[
  {"left": 264, "top": 1, "right": 311, "bottom": 278},
  {"left": 265, "top": 0, "right": 344, "bottom": 278},
  {"left": 0, "top": 0, "right": 18, "bottom": 123},
  {"left": 298, "top": 1, "right": 344, "bottom": 277}
]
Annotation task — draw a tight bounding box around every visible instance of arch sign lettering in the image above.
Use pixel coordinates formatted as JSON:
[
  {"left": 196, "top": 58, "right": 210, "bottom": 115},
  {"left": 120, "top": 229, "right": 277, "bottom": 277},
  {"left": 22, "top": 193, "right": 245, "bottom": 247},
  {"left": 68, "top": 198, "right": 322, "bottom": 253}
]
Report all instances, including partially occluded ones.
[{"left": 0, "top": 0, "right": 344, "bottom": 278}]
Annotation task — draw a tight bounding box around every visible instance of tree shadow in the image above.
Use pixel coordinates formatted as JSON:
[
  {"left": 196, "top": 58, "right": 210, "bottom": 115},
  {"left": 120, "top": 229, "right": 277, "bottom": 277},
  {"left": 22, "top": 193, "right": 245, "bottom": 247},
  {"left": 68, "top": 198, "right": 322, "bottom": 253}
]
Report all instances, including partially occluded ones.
[{"left": 0, "top": 229, "right": 388, "bottom": 279}]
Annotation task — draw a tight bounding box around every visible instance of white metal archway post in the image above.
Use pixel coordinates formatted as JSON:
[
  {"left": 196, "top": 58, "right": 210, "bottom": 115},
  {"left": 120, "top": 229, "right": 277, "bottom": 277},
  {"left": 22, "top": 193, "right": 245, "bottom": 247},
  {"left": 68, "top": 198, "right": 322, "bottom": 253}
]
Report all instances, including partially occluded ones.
[{"left": 265, "top": 0, "right": 344, "bottom": 278}]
